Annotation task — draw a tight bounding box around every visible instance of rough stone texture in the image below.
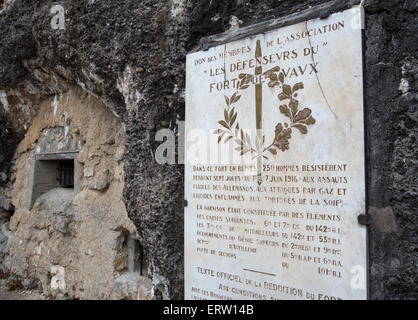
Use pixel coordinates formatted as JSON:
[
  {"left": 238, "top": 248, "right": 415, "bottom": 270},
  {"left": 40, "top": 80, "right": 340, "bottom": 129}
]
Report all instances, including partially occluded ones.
[
  {"left": 111, "top": 272, "right": 152, "bottom": 300},
  {"left": 4, "top": 87, "right": 152, "bottom": 299},
  {"left": 0, "top": 196, "right": 14, "bottom": 212},
  {"left": 364, "top": 1, "right": 418, "bottom": 299},
  {"left": 0, "top": 0, "right": 416, "bottom": 299},
  {"left": 0, "top": 278, "right": 47, "bottom": 300},
  {"left": 0, "top": 96, "right": 20, "bottom": 200},
  {"left": 0, "top": 209, "right": 13, "bottom": 272}
]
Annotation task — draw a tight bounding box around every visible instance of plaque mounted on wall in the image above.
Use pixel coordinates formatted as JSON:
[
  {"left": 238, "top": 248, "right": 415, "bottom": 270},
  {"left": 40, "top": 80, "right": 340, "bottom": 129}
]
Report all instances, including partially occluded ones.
[{"left": 185, "top": 7, "right": 367, "bottom": 300}]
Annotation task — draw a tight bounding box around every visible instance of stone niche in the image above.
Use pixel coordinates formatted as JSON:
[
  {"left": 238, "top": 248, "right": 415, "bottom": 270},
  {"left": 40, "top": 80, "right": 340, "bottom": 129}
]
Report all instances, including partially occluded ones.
[
  {"left": 26, "top": 135, "right": 81, "bottom": 210},
  {"left": 5, "top": 86, "right": 152, "bottom": 300}
]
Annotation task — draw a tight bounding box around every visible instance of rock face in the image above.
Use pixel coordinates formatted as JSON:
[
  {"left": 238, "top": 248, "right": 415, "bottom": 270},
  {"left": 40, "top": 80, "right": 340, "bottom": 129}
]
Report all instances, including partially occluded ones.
[
  {"left": 3, "top": 86, "right": 152, "bottom": 299},
  {"left": 0, "top": 0, "right": 417, "bottom": 299},
  {"left": 0, "top": 209, "right": 13, "bottom": 272}
]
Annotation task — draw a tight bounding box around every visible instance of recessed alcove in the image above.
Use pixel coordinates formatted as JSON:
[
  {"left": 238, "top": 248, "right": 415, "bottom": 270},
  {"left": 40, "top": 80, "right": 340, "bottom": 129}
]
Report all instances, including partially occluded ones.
[
  {"left": 6, "top": 87, "right": 152, "bottom": 299},
  {"left": 27, "top": 152, "right": 80, "bottom": 210},
  {"left": 127, "top": 234, "right": 148, "bottom": 276}
]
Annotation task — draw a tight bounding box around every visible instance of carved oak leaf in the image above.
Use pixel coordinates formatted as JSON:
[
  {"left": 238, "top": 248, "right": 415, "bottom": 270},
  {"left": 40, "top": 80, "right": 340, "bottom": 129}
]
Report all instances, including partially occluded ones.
[
  {"left": 263, "top": 66, "right": 281, "bottom": 88},
  {"left": 263, "top": 66, "right": 281, "bottom": 78},
  {"left": 292, "top": 108, "right": 316, "bottom": 134},
  {"left": 268, "top": 147, "right": 277, "bottom": 155},
  {"left": 292, "top": 82, "right": 304, "bottom": 92},
  {"left": 289, "top": 99, "right": 299, "bottom": 118},
  {"left": 278, "top": 84, "right": 293, "bottom": 101},
  {"left": 238, "top": 74, "right": 254, "bottom": 90},
  {"left": 273, "top": 123, "right": 292, "bottom": 152},
  {"left": 303, "top": 116, "right": 316, "bottom": 125},
  {"left": 293, "top": 124, "right": 308, "bottom": 134},
  {"left": 279, "top": 104, "right": 291, "bottom": 119},
  {"left": 283, "top": 84, "right": 292, "bottom": 96},
  {"left": 278, "top": 93, "right": 288, "bottom": 101},
  {"left": 294, "top": 108, "right": 312, "bottom": 123},
  {"left": 279, "top": 72, "right": 285, "bottom": 84}
]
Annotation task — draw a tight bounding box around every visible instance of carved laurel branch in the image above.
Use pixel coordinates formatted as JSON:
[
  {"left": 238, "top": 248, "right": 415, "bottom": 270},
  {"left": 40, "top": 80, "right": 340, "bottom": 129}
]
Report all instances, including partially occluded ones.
[
  {"left": 214, "top": 67, "right": 316, "bottom": 160},
  {"left": 214, "top": 92, "right": 261, "bottom": 157}
]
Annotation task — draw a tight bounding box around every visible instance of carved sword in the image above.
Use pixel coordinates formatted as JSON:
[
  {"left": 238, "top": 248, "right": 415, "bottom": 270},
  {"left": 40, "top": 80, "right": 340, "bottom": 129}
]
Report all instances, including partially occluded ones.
[{"left": 255, "top": 40, "right": 263, "bottom": 185}]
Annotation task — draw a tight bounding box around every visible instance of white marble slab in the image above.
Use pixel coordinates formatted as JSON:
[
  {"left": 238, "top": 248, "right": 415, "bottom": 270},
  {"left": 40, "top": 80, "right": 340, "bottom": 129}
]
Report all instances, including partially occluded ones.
[{"left": 185, "top": 7, "right": 367, "bottom": 300}]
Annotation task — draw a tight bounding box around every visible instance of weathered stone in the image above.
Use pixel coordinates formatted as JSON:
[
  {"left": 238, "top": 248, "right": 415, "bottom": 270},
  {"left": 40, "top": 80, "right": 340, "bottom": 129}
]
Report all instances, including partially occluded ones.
[
  {"left": 34, "top": 127, "right": 81, "bottom": 155},
  {"left": 0, "top": 197, "right": 13, "bottom": 212},
  {"left": 114, "top": 145, "right": 125, "bottom": 162},
  {"left": 0, "top": 209, "right": 11, "bottom": 222},
  {"left": 3, "top": 88, "right": 137, "bottom": 299},
  {"left": 33, "top": 188, "right": 74, "bottom": 215},
  {"left": 111, "top": 272, "right": 153, "bottom": 300},
  {"left": 113, "top": 247, "right": 129, "bottom": 272},
  {"left": 403, "top": 0, "right": 418, "bottom": 12},
  {"left": 0, "top": 0, "right": 415, "bottom": 300},
  {"left": 369, "top": 207, "right": 398, "bottom": 233},
  {"left": 51, "top": 215, "right": 72, "bottom": 235},
  {"left": 88, "top": 170, "right": 110, "bottom": 191},
  {"left": 0, "top": 221, "right": 13, "bottom": 271},
  {"left": 83, "top": 166, "right": 95, "bottom": 178},
  {"left": 105, "top": 132, "right": 116, "bottom": 145}
]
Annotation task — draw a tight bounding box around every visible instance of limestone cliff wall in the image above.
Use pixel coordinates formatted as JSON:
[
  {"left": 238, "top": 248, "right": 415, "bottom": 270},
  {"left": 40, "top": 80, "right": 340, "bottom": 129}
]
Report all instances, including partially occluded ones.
[
  {"left": 0, "top": 0, "right": 416, "bottom": 299},
  {"left": 4, "top": 86, "right": 152, "bottom": 299}
]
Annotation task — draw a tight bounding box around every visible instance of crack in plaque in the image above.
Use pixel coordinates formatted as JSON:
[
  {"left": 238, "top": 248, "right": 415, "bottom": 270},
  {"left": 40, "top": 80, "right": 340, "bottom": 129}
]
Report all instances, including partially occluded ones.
[{"left": 305, "top": 21, "right": 338, "bottom": 120}]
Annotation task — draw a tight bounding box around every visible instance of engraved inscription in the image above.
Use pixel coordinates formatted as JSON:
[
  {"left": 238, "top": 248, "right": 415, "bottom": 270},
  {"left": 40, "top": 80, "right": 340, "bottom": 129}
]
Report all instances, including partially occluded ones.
[{"left": 185, "top": 8, "right": 367, "bottom": 300}]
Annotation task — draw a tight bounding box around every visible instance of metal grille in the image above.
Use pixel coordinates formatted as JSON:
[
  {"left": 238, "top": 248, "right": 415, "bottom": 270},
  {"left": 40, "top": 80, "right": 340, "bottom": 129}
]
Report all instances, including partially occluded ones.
[{"left": 57, "top": 161, "right": 74, "bottom": 188}]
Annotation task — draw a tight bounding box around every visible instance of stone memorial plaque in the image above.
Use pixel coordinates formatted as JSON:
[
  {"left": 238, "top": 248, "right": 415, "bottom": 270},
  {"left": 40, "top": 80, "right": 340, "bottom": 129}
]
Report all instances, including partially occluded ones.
[{"left": 185, "top": 7, "right": 367, "bottom": 300}]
